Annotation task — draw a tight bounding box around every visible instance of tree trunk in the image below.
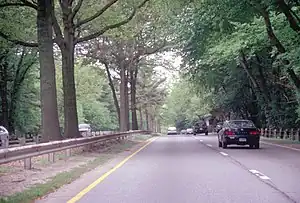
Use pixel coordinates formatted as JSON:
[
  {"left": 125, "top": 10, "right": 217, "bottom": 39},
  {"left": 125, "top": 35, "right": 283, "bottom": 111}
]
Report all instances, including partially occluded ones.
[
  {"left": 139, "top": 107, "right": 143, "bottom": 130},
  {"left": 104, "top": 63, "right": 120, "bottom": 125},
  {"left": 276, "top": 0, "right": 300, "bottom": 33},
  {"left": 125, "top": 70, "right": 130, "bottom": 130},
  {"left": 37, "top": 0, "right": 61, "bottom": 142},
  {"left": 0, "top": 61, "right": 9, "bottom": 130},
  {"left": 119, "top": 61, "right": 128, "bottom": 132},
  {"left": 260, "top": 7, "right": 286, "bottom": 53},
  {"left": 145, "top": 108, "right": 149, "bottom": 131},
  {"left": 130, "top": 68, "right": 138, "bottom": 130}
]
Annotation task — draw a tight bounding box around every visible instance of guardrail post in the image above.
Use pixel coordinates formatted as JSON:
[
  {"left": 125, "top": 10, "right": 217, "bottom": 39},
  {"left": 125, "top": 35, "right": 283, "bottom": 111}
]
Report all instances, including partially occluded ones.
[
  {"left": 24, "top": 158, "right": 32, "bottom": 169},
  {"left": 296, "top": 129, "right": 300, "bottom": 141},
  {"left": 48, "top": 153, "right": 55, "bottom": 163},
  {"left": 273, "top": 129, "right": 276, "bottom": 138},
  {"left": 279, "top": 128, "right": 282, "bottom": 139},
  {"left": 19, "top": 137, "right": 26, "bottom": 146}
]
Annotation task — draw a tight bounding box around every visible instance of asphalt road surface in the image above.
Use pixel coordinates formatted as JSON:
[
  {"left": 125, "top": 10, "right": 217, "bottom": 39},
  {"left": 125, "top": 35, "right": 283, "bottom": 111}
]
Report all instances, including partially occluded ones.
[{"left": 39, "top": 134, "right": 300, "bottom": 203}]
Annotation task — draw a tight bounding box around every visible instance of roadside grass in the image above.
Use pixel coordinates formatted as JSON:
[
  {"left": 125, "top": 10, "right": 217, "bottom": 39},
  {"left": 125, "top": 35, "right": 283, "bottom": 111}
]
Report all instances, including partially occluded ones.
[
  {"left": 0, "top": 135, "right": 152, "bottom": 203},
  {"left": 261, "top": 137, "right": 300, "bottom": 144}
]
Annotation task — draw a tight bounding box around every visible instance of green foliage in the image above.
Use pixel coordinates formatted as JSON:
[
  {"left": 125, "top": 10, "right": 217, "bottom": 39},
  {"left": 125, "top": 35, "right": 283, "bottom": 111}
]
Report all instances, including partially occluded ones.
[
  {"left": 161, "top": 78, "right": 212, "bottom": 129},
  {"left": 178, "top": 0, "right": 300, "bottom": 128}
]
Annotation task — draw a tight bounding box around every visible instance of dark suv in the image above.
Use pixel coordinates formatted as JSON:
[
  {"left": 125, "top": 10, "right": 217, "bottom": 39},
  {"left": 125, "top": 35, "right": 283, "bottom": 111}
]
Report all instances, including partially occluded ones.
[{"left": 193, "top": 121, "right": 208, "bottom": 135}]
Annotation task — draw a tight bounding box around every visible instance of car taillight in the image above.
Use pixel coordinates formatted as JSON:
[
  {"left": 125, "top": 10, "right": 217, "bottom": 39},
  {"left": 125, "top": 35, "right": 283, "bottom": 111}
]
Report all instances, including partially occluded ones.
[
  {"left": 224, "top": 130, "right": 235, "bottom": 136},
  {"left": 250, "top": 131, "right": 260, "bottom": 135}
]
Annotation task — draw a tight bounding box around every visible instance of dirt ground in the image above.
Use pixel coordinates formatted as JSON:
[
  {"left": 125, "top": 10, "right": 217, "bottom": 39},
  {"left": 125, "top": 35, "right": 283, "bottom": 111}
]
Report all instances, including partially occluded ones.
[{"left": 0, "top": 134, "right": 151, "bottom": 197}]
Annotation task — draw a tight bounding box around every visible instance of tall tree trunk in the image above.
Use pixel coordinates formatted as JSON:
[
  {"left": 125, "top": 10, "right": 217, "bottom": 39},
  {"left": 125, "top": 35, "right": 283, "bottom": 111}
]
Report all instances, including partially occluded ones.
[
  {"left": 276, "top": 0, "right": 300, "bottom": 33},
  {"left": 125, "top": 70, "right": 130, "bottom": 130},
  {"left": 104, "top": 63, "right": 120, "bottom": 125},
  {"left": 37, "top": 0, "right": 61, "bottom": 142},
  {"left": 139, "top": 107, "right": 143, "bottom": 130},
  {"left": 119, "top": 62, "right": 128, "bottom": 131},
  {"left": 130, "top": 68, "right": 138, "bottom": 130},
  {"left": 145, "top": 108, "right": 149, "bottom": 131},
  {"left": 0, "top": 61, "right": 9, "bottom": 130}
]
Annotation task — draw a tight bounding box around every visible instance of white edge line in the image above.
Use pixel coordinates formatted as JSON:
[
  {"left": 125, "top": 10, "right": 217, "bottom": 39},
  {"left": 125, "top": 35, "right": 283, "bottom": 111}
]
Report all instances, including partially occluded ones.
[
  {"left": 261, "top": 141, "right": 300, "bottom": 152},
  {"left": 220, "top": 152, "right": 228, "bottom": 156},
  {"left": 200, "top": 140, "right": 203, "bottom": 142},
  {"left": 249, "top": 169, "right": 270, "bottom": 180},
  {"left": 206, "top": 144, "right": 212, "bottom": 147}
]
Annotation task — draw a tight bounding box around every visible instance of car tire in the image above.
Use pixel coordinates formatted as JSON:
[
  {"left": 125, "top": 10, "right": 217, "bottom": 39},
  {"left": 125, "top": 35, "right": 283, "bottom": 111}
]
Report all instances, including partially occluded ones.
[
  {"left": 218, "top": 140, "right": 222, "bottom": 147},
  {"left": 249, "top": 144, "right": 254, "bottom": 148},
  {"left": 193, "top": 133, "right": 196, "bottom": 136},
  {"left": 222, "top": 141, "right": 227, "bottom": 149},
  {"left": 254, "top": 142, "right": 260, "bottom": 149},
  {"left": 205, "top": 131, "right": 208, "bottom": 135}
]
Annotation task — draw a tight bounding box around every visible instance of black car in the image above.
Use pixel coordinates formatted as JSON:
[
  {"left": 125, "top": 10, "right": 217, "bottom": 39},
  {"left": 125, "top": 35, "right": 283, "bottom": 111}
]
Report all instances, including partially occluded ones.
[
  {"left": 193, "top": 122, "right": 208, "bottom": 135},
  {"left": 218, "top": 120, "right": 260, "bottom": 149}
]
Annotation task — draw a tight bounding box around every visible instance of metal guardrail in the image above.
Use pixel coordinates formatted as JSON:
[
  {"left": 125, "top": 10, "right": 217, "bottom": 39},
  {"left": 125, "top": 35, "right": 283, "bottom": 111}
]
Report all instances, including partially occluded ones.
[
  {"left": 260, "top": 128, "right": 300, "bottom": 141},
  {"left": 0, "top": 130, "right": 150, "bottom": 169}
]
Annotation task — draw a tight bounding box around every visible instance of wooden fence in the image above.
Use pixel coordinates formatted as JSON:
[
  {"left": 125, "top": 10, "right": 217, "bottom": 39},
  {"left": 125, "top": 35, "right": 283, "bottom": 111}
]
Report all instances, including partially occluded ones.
[{"left": 260, "top": 128, "right": 300, "bottom": 141}]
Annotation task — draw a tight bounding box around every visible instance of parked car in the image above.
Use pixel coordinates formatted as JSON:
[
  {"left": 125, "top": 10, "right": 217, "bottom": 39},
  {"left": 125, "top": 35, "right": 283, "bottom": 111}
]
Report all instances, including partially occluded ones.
[
  {"left": 167, "top": 127, "right": 177, "bottom": 135},
  {"left": 218, "top": 120, "right": 260, "bottom": 149},
  {"left": 193, "top": 121, "right": 208, "bottom": 135},
  {"left": 78, "top": 123, "right": 92, "bottom": 137},
  {"left": 186, "top": 128, "right": 193, "bottom": 134},
  {"left": 181, "top": 129, "right": 187, "bottom": 134},
  {"left": 215, "top": 122, "right": 223, "bottom": 133}
]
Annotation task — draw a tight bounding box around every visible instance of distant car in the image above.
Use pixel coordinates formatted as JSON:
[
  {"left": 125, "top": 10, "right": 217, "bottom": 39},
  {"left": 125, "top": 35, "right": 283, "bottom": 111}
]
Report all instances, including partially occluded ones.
[
  {"left": 186, "top": 128, "right": 193, "bottom": 134},
  {"left": 78, "top": 123, "right": 92, "bottom": 137},
  {"left": 215, "top": 122, "right": 223, "bottom": 133},
  {"left": 193, "top": 121, "right": 208, "bottom": 135},
  {"left": 218, "top": 120, "right": 260, "bottom": 149},
  {"left": 181, "top": 129, "right": 187, "bottom": 134},
  {"left": 167, "top": 127, "right": 177, "bottom": 135}
]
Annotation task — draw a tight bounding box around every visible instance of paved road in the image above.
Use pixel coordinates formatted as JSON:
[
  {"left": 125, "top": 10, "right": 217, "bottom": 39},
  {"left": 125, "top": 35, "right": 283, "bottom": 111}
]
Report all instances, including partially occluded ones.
[{"left": 40, "top": 134, "right": 300, "bottom": 203}]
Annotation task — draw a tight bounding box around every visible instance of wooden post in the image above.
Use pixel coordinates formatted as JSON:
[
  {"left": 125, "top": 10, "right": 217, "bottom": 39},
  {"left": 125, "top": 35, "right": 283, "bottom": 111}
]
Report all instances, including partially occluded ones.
[
  {"left": 284, "top": 129, "right": 288, "bottom": 139},
  {"left": 48, "top": 153, "right": 55, "bottom": 163},
  {"left": 296, "top": 129, "right": 300, "bottom": 141},
  {"left": 24, "top": 158, "right": 32, "bottom": 169},
  {"left": 273, "top": 129, "right": 276, "bottom": 138},
  {"left": 279, "top": 128, "right": 282, "bottom": 139},
  {"left": 291, "top": 128, "right": 294, "bottom": 140},
  {"left": 65, "top": 149, "right": 71, "bottom": 157}
]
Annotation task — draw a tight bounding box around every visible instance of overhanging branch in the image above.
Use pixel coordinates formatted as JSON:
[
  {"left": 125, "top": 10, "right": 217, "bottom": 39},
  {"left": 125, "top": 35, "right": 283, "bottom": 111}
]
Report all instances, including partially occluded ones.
[
  {"left": 0, "top": 31, "right": 38, "bottom": 47},
  {"left": 71, "top": 0, "right": 84, "bottom": 20},
  {"left": 0, "top": 1, "right": 37, "bottom": 9},
  {"left": 76, "top": 0, "right": 150, "bottom": 44},
  {"left": 75, "top": 0, "right": 119, "bottom": 28}
]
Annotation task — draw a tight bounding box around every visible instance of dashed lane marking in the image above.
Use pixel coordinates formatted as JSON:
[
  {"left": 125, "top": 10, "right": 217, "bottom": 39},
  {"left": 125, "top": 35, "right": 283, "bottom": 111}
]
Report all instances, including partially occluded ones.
[
  {"left": 220, "top": 152, "right": 228, "bottom": 156},
  {"left": 206, "top": 144, "right": 212, "bottom": 147},
  {"left": 249, "top": 169, "right": 270, "bottom": 180}
]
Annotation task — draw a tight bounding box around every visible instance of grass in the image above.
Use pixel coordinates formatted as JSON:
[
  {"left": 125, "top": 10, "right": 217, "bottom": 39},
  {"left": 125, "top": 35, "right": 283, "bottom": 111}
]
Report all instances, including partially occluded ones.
[
  {"left": 0, "top": 166, "right": 12, "bottom": 175},
  {"left": 0, "top": 136, "right": 151, "bottom": 203}
]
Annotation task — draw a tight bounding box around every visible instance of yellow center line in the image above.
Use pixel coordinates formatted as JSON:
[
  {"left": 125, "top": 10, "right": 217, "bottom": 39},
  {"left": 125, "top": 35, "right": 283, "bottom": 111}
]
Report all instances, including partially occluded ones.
[{"left": 67, "top": 137, "right": 158, "bottom": 203}]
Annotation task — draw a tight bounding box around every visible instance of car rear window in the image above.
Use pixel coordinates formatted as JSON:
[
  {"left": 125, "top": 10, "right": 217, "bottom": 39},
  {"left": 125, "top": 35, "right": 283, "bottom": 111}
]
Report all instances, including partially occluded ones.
[{"left": 229, "top": 120, "right": 255, "bottom": 128}]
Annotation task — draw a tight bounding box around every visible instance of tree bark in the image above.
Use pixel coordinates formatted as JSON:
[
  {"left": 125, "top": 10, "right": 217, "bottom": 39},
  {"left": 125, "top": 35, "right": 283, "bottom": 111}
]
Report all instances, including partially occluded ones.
[
  {"left": 276, "top": 0, "right": 300, "bottom": 33},
  {"left": 130, "top": 68, "right": 138, "bottom": 130},
  {"left": 0, "top": 60, "right": 9, "bottom": 130},
  {"left": 119, "top": 61, "right": 128, "bottom": 132},
  {"left": 139, "top": 107, "right": 143, "bottom": 130},
  {"left": 104, "top": 63, "right": 120, "bottom": 125},
  {"left": 37, "top": 0, "right": 61, "bottom": 142},
  {"left": 260, "top": 7, "right": 286, "bottom": 53},
  {"left": 125, "top": 70, "right": 130, "bottom": 130},
  {"left": 145, "top": 108, "right": 149, "bottom": 130}
]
